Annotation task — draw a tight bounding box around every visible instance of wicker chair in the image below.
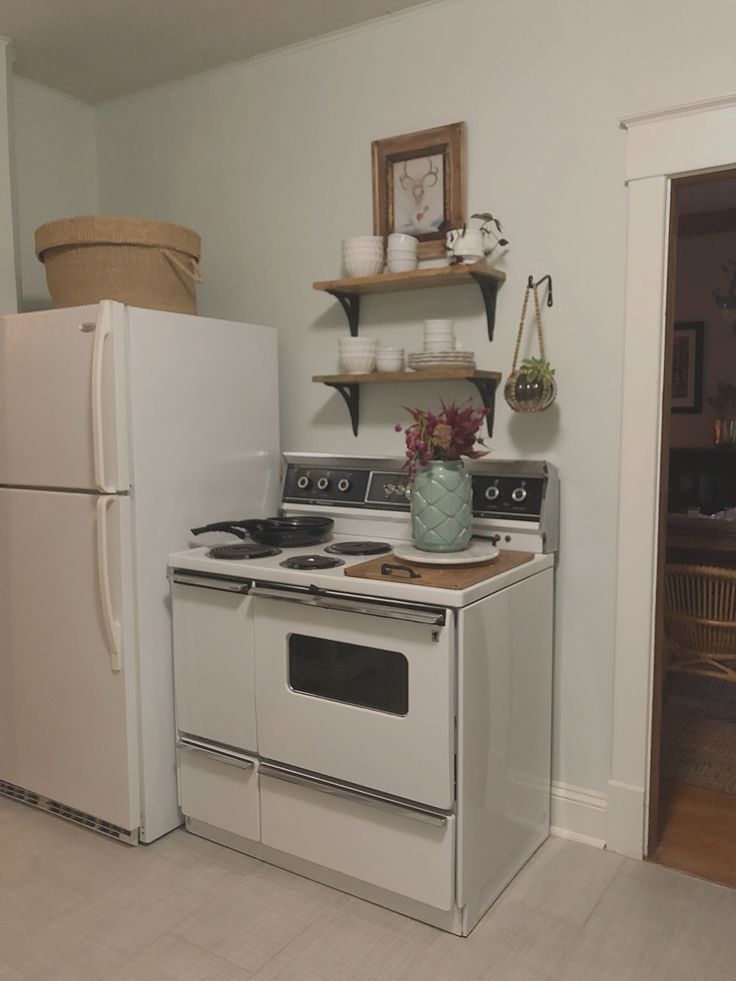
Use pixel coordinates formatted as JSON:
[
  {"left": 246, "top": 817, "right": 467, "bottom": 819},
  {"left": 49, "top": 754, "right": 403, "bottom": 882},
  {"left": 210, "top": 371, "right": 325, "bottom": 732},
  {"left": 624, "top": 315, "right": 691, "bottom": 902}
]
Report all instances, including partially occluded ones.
[{"left": 664, "top": 564, "right": 736, "bottom": 682}]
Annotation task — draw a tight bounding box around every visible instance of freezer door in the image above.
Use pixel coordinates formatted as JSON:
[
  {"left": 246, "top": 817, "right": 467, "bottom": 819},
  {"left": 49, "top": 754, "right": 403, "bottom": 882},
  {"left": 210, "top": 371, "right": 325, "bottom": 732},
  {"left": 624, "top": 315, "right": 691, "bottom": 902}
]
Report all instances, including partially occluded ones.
[
  {"left": 0, "top": 487, "right": 140, "bottom": 833},
  {"left": 0, "top": 302, "right": 129, "bottom": 491}
]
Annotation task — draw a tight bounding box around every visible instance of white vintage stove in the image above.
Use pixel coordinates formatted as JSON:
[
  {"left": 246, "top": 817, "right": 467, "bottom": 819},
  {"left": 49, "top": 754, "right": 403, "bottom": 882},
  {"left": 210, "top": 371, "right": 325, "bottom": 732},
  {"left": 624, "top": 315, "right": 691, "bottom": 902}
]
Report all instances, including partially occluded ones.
[{"left": 168, "top": 453, "right": 559, "bottom": 936}]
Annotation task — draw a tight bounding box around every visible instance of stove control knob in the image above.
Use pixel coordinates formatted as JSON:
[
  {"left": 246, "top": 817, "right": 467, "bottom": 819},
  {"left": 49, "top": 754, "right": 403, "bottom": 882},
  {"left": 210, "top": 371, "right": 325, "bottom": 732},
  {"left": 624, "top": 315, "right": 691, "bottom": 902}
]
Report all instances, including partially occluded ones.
[
  {"left": 316, "top": 477, "right": 331, "bottom": 492},
  {"left": 484, "top": 484, "right": 500, "bottom": 501},
  {"left": 337, "top": 478, "right": 352, "bottom": 493},
  {"left": 296, "top": 476, "right": 310, "bottom": 491},
  {"left": 512, "top": 485, "right": 528, "bottom": 503}
]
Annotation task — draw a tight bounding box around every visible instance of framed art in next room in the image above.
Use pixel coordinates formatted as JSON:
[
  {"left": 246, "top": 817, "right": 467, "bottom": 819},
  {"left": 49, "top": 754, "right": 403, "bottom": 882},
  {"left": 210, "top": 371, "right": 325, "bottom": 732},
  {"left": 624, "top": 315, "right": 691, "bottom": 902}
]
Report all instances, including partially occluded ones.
[
  {"left": 671, "top": 321, "right": 704, "bottom": 414},
  {"left": 371, "top": 122, "right": 466, "bottom": 260}
]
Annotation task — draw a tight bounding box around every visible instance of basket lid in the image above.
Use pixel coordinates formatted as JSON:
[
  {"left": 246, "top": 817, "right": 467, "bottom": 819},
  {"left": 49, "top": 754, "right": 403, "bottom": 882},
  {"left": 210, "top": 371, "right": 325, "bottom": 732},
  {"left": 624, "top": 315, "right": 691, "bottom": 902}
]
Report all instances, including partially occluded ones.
[{"left": 35, "top": 216, "right": 201, "bottom": 260}]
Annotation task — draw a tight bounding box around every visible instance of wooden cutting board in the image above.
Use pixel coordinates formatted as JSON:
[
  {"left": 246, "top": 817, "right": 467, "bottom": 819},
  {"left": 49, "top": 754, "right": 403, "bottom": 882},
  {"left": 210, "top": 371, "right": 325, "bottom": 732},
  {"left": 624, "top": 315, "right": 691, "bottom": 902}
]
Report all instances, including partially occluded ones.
[{"left": 344, "top": 549, "right": 534, "bottom": 590}]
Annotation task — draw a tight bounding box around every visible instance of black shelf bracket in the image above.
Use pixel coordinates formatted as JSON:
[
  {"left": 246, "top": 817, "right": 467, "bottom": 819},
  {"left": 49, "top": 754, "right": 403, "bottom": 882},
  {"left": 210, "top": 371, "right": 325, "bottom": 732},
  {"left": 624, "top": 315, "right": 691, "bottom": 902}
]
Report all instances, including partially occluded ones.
[
  {"left": 468, "top": 272, "right": 501, "bottom": 341},
  {"left": 327, "top": 290, "right": 361, "bottom": 337},
  {"left": 467, "top": 376, "right": 499, "bottom": 437},
  {"left": 325, "top": 382, "right": 360, "bottom": 436}
]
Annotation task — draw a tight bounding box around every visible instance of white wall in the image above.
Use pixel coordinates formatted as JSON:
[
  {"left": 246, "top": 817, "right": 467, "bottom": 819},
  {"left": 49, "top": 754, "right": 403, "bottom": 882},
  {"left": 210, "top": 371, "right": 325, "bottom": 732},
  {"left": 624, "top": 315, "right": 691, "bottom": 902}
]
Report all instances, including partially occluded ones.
[
  {"left": 671, "top": 230, "right": 736, "bottom": 448},
  {"left": 93, "top": 0, "right": 736, "bottom": 797},
  {"left": 10, "top": 77, "right": 98, "bottom": 310}
]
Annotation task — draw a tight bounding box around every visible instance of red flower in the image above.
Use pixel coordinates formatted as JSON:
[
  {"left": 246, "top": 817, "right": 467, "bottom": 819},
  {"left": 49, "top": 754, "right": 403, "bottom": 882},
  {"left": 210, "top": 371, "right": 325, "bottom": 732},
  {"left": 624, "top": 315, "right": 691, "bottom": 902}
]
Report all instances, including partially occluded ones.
[{"left": 394, "top": 399, "right": 489, "bottom": 480}]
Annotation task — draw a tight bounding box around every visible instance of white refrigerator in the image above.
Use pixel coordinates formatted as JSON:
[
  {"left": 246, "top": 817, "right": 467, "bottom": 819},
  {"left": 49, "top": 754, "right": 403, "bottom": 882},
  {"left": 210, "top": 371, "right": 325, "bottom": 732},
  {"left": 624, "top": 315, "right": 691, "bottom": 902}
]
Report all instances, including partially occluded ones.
[{"left": 0, "top": 300, "right": 280, "bottom": 843}]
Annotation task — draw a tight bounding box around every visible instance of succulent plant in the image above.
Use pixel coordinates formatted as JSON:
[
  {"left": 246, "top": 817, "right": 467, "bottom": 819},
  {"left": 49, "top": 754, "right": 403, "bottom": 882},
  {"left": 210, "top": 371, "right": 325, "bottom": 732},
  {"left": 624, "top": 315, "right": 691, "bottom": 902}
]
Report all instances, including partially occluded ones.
[{"left": 520, "top": 356, "right": 556, "bottom": 385}]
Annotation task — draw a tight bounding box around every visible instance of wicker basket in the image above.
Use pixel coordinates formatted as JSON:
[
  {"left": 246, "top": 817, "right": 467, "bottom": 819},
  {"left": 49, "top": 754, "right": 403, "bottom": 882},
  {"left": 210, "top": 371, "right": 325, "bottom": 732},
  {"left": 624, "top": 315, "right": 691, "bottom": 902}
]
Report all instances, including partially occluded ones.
[{"left": 35, "top": 216, "right": 203, "bottom": 314}]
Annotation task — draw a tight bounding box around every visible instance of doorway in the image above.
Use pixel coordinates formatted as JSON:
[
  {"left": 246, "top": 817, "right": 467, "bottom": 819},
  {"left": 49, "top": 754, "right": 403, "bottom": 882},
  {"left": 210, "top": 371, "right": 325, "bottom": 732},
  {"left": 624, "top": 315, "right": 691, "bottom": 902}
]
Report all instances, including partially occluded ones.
[{"left": 648, "top": 172, "right": 736, "bottom": 886}]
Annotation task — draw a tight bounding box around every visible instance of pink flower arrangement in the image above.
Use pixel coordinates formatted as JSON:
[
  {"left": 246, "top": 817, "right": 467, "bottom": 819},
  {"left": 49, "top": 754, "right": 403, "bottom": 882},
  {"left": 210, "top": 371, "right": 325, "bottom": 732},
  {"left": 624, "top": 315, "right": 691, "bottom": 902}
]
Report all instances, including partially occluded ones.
[{"left": 395, "top": 400, "right": 490, "bottom": 480}]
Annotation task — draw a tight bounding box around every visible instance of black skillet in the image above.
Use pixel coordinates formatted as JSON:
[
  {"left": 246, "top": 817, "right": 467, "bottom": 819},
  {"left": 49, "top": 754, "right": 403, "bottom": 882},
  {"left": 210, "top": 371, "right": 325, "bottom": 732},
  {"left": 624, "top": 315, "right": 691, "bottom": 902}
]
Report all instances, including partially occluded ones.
[{"left": 191, "top": 515, "right": 334, "bottom": 548}]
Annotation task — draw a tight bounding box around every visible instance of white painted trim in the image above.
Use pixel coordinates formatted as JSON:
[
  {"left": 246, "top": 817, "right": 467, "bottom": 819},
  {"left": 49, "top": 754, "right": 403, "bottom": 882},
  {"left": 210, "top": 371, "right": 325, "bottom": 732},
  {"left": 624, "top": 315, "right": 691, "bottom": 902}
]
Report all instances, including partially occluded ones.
[
  {"left": 610, "top": 96, "right": 736, "bottom": 860},
  {"left": 550, "top": 781, "right": 607, "bottom": 850},
  {"left": 621, "top": 92, "right": 736, "bottom": 129},
  {"left": 623, "top": 97, "right": 736, "bottom": 182}
]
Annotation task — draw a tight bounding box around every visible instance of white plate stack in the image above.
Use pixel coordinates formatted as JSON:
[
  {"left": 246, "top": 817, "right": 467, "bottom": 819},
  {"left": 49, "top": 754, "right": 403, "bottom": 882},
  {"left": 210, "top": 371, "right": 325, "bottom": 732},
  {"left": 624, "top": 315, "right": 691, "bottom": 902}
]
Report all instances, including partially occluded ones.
[{"left": 407, "top": 320, "right": 476, "bottom": 370}]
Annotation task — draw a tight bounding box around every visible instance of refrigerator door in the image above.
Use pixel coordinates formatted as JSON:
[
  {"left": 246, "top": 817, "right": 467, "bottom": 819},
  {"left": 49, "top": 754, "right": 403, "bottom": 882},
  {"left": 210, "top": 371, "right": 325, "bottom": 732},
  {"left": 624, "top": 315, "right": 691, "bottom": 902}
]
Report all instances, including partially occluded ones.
[
  {"left": 0, "top": 302, "right": 129, "bottom": 491},
  {"left": 0, "top": 487, "right": 140, "bottom": 834}
]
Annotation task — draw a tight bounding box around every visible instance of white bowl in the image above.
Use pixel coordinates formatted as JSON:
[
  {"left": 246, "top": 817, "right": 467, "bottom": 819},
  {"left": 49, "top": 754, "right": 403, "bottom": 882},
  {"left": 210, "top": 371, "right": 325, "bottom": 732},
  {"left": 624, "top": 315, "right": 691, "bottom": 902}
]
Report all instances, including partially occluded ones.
[
  {"left": 377, "top": 346, "right": 405, "bottom": 356},
  {"left": 343, "top": 236, "right": 383, "bottom": 247},
  {"left": 338, "top": 340, "right": 378, "bottom": 353},
  {"left": 387, "top": 247, "right": 418, "bottom": 256},
  {"left": 344, "top": 256, "right": 384, "bottom": 277},
  {"left": 342, "top": 243, "right": 384, "bottom": 252},
  {"left": 338, "top": 336, "right": 378, "bottom": 346},
  {"left": 387, "top": 233, "right": 418, "bottom": 250},
  {"left": 340, "top": 353, "right": 376, "bottom": 374},
  {"left": 376, "top": 355, "right": 405, "bottom": 372},
  {"left": 387, "top": 257, "right": 418, "bottom": 273},
  {"left": 424, "top": 319, "right": 454, "bottom": 332}
]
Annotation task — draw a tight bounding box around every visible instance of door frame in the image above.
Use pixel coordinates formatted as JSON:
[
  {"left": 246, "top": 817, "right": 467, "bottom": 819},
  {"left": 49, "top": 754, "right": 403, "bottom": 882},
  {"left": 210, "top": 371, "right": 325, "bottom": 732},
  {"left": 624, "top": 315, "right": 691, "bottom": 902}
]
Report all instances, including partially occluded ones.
[{"left": 608, "top": 93, "right": 736, "bottom": 858}]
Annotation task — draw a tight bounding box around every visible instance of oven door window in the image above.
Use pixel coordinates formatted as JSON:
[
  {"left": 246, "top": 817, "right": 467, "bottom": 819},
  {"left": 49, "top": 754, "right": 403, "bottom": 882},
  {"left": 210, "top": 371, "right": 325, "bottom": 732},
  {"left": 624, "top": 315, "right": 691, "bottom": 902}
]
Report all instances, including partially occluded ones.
[{"left": 288, "top": 634, "right": 408, "bottom": 716}]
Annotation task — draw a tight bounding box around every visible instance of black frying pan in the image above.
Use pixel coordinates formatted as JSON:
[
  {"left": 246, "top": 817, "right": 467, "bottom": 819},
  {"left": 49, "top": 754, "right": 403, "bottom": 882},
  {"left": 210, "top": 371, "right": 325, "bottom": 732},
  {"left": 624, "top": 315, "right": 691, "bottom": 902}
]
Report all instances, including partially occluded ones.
[{"left": 191, "top": 516, "right": 334, "bottom": 548}]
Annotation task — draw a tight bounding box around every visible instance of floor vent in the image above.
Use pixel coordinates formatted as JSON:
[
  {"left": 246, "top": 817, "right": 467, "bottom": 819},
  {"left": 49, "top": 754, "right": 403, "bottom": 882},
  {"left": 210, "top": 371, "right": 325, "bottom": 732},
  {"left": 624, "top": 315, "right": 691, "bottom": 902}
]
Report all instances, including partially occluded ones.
[{"left": 0, "top": 778, "right": 136, "bottom": 844}]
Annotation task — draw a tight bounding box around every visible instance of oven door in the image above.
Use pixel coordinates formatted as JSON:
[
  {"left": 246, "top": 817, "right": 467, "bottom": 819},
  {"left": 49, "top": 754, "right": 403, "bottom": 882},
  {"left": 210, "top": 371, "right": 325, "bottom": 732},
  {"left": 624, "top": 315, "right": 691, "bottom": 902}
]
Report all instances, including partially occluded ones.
[{"left": 252, "top": 586, "right": 454, "bottom": 810}]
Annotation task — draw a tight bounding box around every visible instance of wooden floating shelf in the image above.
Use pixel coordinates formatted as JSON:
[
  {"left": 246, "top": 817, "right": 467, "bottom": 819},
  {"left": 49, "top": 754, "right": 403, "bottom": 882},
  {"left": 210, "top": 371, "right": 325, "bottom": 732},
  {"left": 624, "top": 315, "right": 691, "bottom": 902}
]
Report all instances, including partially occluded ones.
[
  {"left": 313, "top": 264, "right": 505, "bottom": 296},
  {"left": 313, "top": 264, "right": 505, "bottom": 341},
  {"left": 313, "top": 370, "right": 502, "bottom": 438},
  {"left": 313, "top": 369, "right": 502, "bottom": 385}
]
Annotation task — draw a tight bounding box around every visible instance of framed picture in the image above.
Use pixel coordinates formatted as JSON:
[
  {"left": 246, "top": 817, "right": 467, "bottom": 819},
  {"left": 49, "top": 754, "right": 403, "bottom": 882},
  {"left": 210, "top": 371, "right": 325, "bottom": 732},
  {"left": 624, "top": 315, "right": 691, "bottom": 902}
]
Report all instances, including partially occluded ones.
[
  {"left": 671, "top": 321, "right": 704, "bottom": 413},
  {"left": 372, "top": 122, "right": 466, "bottom": 260}
]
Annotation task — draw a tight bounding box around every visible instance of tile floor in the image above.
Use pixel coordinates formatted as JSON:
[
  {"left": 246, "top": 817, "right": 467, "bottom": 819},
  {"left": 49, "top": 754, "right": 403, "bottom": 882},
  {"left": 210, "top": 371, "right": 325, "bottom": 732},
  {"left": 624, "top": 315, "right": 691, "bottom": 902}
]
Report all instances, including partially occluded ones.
[{"left": 1, "top": 795, "right": 734, "bottom": 980}]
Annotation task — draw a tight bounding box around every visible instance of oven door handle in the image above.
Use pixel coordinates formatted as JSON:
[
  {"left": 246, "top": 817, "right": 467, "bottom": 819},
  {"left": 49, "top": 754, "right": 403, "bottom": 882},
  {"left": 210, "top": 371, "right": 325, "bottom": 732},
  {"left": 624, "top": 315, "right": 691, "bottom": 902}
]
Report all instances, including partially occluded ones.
[
  {"left": 259, "top": 762, "right": 448, "bottom": 827},
  {"left": 250, "top": 587, "right": 444, "bottom": 625}
]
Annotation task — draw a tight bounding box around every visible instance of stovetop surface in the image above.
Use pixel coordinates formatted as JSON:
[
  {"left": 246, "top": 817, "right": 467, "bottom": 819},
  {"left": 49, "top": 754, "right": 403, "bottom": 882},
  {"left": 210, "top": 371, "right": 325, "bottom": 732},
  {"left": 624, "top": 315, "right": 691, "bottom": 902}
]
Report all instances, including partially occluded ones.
[{"left": 170, "top": 532, "right": 554, "bottom": 608}]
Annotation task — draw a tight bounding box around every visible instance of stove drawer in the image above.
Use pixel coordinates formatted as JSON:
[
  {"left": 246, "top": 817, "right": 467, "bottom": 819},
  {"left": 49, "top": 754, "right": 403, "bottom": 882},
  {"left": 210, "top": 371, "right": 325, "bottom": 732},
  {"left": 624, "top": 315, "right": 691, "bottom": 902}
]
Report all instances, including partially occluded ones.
[
  {"left": 260, "top": 763, "right": 454, "bottom": 911},
  {"left": 171, "top": 577, "right": 256, "bottom": 752},
  {"left": 177, "top": 737, "right": 260, "bottom": 841}
]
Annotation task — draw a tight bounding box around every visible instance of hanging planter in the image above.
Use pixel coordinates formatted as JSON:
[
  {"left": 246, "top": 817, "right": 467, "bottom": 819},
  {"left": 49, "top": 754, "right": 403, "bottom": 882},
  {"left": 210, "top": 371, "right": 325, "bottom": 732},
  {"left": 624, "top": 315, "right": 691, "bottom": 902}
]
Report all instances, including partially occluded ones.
[{"left": 504, "top": 276, "right": 557, "bottom": 414}]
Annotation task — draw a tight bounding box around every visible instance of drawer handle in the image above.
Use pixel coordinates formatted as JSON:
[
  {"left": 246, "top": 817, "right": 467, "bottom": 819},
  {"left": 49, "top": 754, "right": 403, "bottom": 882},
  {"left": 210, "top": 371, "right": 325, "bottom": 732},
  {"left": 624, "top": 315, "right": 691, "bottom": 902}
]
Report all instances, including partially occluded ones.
[
  {"left": 259, "top": 762, "right": 448, "bottom": 827},
  {"left": 169, "top": 571, "right": 251, "bottom": 594},
  {"left": 177, "top": 738, "right": 255, "bottom": 771}
]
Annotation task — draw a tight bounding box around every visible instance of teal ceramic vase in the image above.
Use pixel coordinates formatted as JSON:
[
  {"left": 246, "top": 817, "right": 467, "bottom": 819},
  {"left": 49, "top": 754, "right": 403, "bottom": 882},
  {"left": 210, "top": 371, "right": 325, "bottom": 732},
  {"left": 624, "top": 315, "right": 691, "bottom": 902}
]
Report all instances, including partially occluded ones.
[{"left": 410, "top": 460, "right": 472, "bottom": 552}]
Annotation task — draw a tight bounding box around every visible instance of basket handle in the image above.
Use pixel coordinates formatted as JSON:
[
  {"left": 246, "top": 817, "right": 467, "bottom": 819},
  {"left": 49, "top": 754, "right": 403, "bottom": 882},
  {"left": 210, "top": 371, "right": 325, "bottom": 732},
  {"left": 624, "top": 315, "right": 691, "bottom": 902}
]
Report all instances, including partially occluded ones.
[{"left": 161, "top": 248, "right": 205, "bottom": 283}]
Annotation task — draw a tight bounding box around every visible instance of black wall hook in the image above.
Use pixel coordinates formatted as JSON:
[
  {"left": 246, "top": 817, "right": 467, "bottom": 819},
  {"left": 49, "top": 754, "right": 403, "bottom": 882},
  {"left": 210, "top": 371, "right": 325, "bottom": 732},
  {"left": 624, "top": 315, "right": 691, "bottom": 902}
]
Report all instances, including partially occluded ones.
[{"left": 527, "top": 274, "right": 554, "bottom": 307}]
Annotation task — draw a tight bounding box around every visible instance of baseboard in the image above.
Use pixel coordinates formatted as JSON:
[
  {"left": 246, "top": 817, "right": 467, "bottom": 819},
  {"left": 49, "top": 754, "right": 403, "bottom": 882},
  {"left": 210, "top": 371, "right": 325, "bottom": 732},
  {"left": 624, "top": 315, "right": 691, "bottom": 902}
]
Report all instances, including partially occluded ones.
[
  {"left": 605, "top": 779, "right": 645, "bottom": 858},
  {"left": 550, "top": 781, "right": 607, "bottom": 849}
]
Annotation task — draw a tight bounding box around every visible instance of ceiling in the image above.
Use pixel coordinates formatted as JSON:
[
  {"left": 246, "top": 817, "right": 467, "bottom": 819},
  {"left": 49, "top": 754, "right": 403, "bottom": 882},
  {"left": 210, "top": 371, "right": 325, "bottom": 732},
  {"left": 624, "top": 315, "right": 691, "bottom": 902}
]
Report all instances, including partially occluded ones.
[{"left": 0, "top": 0, "right": 428, "bottom": 103}]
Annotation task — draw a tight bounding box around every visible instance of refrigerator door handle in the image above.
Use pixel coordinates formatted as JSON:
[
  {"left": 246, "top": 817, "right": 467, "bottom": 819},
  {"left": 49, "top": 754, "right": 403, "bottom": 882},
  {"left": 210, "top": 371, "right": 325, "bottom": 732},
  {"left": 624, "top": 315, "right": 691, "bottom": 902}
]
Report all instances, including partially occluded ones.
[
  {"left": 96, "top": 495, "right": 122, "bottom": 672},
  {"left": 91, "top": 303, "right": 116, "bottom": 494}
]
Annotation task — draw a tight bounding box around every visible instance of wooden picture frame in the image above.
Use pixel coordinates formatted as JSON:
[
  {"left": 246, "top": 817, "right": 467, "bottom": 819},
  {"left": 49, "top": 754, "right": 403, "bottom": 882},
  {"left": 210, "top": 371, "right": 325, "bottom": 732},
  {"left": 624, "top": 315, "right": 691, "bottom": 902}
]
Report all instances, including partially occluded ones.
[
  {"left": 671, "top": 321, "right": 704, "bottom": 413},
  {"left": 371, "top": 122, "right": 466, "bottom": 260}
]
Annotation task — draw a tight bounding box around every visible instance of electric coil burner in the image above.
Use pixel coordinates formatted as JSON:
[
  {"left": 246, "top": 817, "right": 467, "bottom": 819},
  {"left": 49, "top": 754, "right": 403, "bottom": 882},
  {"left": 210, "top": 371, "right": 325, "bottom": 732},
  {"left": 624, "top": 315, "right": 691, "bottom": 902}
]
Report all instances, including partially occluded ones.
[
  {"left": 324, "top": 541, "right": 392, "bottom": 556},
  {"left": 207, "top": 543, "right": 281, "bottom": 560},
  {"left": 280, "top": 554, "right": 345, "bottom": 570}
]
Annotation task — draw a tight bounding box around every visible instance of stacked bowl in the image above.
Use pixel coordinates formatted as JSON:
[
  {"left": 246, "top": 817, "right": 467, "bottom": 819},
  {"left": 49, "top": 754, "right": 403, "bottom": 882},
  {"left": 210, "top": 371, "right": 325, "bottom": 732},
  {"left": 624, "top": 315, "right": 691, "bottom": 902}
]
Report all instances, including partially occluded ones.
[
  {"left": 387, "top": 233, "right": 418, "bottom": 273},
  {"left": 338, "top": 336, "right": 378, "bottom": 374},
  {"left": 342, "top": 237, "right": 384, "bottom": 277},
  {"left": 423, "top": 319, "right": 456, "bottom": 352}
]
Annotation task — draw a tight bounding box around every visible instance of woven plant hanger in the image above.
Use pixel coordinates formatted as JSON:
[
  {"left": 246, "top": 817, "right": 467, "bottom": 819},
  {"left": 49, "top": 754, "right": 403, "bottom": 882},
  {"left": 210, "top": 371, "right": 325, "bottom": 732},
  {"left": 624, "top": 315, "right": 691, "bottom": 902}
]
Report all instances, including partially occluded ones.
[{"left": 503, "top": 278, "right": 557, "bottom": 413}]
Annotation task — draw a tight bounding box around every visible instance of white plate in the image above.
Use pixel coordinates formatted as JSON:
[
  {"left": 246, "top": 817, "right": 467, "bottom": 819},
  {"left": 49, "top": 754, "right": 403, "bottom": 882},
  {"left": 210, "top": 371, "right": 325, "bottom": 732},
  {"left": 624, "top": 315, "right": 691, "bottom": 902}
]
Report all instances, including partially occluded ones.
[
  {"left": 408, "top": 362, "right": 476, "bottom": 371},
  {"left": 392, "top": 540, "right": 500, "bottom": 565}
]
